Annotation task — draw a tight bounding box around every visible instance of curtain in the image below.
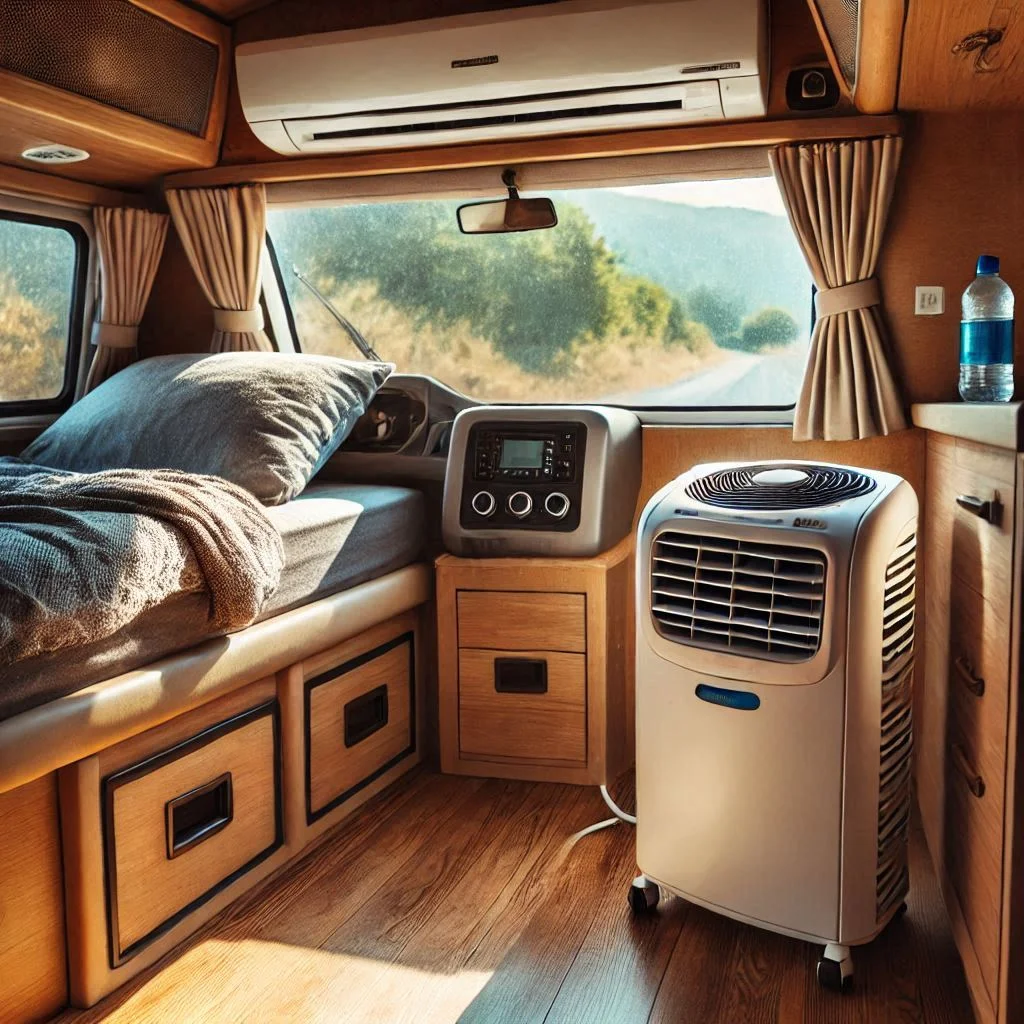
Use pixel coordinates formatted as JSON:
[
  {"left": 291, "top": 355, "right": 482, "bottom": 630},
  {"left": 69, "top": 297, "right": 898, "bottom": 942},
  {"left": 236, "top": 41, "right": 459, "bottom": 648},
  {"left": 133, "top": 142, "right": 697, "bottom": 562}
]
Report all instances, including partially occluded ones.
[
  {"left": 165, "top": 184, "right": 273, "bottom": 353},
  {"left": 770, "top": 136, "right": 908, "bottom": 441},
  {"left": 84, "top": 207, "right": 169, "bottom": 393}
]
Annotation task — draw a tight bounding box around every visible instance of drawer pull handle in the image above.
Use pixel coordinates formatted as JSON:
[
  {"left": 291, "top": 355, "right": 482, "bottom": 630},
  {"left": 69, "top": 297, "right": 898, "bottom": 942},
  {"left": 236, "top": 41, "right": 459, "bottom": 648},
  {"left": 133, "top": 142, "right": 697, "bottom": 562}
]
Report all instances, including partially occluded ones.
[
  {"left": 494, "top": 657, "right": 548, "bottom": 694},
  {"left": 953, "top": 656, "right": 986, "bottom": 697},
  {"left": 951, "top": 744, "right": 986, "bottom": 798},
  {"left": 165, "top": 772, "right": 233, "bottom": 859},
  {"left": 344, "top": 685, "right": 389, "bottom": 748},
  {"left": 956, "top": 493, "right": 1003, "bottom": 525}
]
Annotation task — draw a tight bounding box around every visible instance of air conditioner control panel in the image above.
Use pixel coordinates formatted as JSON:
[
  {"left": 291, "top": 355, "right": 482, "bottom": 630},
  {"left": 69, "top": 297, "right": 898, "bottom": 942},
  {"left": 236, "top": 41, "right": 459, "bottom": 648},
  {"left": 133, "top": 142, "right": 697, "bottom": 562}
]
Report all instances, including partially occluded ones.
[
  {"left": 443, "top": 406, "right": 641, "bottom": 557},
  {"left": 461, "top": 422, "right": 586, "bottom": 533}
]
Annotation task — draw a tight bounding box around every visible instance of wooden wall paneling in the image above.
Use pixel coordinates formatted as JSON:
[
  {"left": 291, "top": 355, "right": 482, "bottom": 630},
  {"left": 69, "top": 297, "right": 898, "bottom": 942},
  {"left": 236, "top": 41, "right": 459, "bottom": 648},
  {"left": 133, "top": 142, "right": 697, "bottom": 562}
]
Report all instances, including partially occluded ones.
[
  {"left": 0, "top": 774, "right": 68, "bottom": 1024},
  {"left": 166, "top": 113, "right": 902, "bottom": 189},
  {"left": 878, "top": 111, "right": 1024, "bottom": 405},
  {"left": 0, "top": 162, "right": 146, "bottom": 209},
  {"left": 138, "top": 227, "right": 215, "bottom": 358},
  {"left": 899, "top": 0, "right": 1024, "bottom": 112}
]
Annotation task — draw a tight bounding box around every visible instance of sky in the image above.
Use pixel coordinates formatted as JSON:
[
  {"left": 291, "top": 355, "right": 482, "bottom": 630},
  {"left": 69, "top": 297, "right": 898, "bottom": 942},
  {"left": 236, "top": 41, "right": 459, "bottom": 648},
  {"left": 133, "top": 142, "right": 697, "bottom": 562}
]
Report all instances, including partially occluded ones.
[{"left": 611, "top": 176, "right": 788, "bottom": 217}]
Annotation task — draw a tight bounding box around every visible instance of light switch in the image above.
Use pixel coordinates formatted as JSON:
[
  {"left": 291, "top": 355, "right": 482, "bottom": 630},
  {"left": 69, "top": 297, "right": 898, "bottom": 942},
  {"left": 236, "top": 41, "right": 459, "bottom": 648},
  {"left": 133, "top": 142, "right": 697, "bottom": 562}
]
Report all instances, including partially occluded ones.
[{"left": 915, "top": 286, "right": 945, "bottom": 316}]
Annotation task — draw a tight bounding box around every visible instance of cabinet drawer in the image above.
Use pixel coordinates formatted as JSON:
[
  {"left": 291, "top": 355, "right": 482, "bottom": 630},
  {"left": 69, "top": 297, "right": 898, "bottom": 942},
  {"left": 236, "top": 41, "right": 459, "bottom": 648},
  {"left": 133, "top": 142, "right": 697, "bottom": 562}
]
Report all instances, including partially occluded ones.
[
  {"left": 306, "top": 633, "right": 415, "bottom": 823},
  {"left": 458, "top": 591, "right": 586, "bottom": 653},
  {"left": 945, "top": 732, "right": 1005, "bottom": 1007},
  {"left": 459, "top": 648, "right": 586, "bottom": 764},
  {"left": 930, "top": 435, "right": 1015, "bottom": 614},
  {"left": 103, "top": 702, "right": 281, "bottom": 964}
]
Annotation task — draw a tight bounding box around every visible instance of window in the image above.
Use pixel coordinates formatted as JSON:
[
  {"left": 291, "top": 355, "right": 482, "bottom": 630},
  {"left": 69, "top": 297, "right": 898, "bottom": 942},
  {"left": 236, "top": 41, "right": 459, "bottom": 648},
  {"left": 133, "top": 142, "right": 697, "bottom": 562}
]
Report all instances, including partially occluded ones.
[
  {"left": 0, "top": 210, "right": 85, "bottom": 408},
  {"left": 267, "top": 175, "right": 812, "bottom": 408}
]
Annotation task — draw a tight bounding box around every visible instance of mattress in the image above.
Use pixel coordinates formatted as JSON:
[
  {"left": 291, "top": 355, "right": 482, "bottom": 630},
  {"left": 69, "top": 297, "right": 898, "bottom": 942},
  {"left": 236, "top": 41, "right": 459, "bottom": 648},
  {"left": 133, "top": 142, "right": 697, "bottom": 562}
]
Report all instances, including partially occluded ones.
[{"left": 0, "top": 483, "right": 425, "bottom": 721}]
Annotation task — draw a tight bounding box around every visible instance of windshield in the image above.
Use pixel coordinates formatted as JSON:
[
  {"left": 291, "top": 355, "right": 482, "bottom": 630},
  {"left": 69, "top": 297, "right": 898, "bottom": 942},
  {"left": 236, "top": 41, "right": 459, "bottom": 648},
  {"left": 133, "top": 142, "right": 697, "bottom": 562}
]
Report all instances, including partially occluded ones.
[{"left": 267, "top": 175, "right": 812, "bottom": 407}]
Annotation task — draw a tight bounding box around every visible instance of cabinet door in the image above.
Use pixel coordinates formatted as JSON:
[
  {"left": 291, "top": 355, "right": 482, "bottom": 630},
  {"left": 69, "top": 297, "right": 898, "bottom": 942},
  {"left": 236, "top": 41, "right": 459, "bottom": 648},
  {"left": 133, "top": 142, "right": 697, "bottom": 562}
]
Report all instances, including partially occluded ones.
[{"left": 921, "top": 433, "right": 1015, "bottom": 1011}]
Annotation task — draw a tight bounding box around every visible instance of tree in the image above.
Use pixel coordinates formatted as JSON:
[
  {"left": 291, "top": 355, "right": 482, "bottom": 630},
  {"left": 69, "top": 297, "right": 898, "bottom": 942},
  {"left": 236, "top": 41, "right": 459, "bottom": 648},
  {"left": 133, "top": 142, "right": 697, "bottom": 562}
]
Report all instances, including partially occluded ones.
[
  {"left": 0, "top": 272, "right": 63, "bottom": 402},
  {"left": 688, "top": 285, "right": 744, "bottom": 346},
  {"left": 738, "top": 307, "right": 800, "bottom": 352}
]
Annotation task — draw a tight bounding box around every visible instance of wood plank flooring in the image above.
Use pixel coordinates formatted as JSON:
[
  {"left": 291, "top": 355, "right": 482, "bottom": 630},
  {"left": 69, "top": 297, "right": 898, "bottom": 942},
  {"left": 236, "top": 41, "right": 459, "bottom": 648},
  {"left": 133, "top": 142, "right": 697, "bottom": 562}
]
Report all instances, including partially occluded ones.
[{"left": 53, "top": 770, "right": 975, "bottom": 1024}]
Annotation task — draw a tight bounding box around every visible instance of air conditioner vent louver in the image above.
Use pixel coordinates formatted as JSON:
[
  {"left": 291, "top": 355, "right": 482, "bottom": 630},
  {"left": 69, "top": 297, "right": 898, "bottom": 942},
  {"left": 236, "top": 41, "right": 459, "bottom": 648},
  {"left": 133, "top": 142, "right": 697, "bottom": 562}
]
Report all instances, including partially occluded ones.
[
  {"left": 876, "top": 531, "right": 916, "bottom": 921},
  {"left": 685, "top": 463, "right": 876, "bottom": 510},
  {"left": 650, "top": 531, "right": 827, "bottom": 662}
]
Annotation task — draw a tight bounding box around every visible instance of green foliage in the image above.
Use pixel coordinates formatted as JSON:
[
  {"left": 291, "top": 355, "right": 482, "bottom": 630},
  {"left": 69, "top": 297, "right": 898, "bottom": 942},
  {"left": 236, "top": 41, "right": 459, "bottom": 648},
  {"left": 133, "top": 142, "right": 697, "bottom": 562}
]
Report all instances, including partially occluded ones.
[
  {"left": 0, "top": 219, "right": 75, "bottom": 402},
  {"left": 738, "top": 307, "right": 800, "bottom": 353},
  {"left": 270, "top": 200, "right": 734, "bottom": 375},
  {"left": 688, "top": 285, "right": 744, "bottom": 346}
]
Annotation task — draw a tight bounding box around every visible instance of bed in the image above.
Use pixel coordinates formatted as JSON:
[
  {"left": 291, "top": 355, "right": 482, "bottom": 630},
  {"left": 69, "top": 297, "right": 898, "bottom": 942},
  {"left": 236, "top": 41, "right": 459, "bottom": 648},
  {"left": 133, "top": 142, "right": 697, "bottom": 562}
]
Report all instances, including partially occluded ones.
[{"left": 0, "top": 481, "right": 425, "bottom": 721}]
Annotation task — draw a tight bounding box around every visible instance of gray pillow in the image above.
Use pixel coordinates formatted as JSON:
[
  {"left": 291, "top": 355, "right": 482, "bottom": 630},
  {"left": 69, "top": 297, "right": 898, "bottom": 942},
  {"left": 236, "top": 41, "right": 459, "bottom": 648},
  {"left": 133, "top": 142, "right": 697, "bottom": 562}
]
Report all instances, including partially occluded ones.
[{"left": 22, "top": 353, "right": 393, "bottom": 505}]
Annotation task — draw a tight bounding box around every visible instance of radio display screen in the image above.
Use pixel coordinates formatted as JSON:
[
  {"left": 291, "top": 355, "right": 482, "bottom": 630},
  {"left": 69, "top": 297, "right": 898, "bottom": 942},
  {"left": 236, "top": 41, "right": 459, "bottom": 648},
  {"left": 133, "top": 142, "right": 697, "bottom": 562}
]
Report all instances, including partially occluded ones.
[{"left": 499, "top": 438, "right": 545, "bottom": 469}]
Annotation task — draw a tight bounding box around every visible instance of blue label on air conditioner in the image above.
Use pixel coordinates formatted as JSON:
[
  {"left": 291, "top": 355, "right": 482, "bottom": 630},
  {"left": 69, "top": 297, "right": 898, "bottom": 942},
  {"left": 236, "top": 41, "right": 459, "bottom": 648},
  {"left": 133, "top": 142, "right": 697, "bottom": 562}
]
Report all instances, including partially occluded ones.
[
  {"left": 695, "top": 684, "right": 761, "bottom": 711},
  {"left": 960, "top": 320, "right": 1014, "bottom": 365}
]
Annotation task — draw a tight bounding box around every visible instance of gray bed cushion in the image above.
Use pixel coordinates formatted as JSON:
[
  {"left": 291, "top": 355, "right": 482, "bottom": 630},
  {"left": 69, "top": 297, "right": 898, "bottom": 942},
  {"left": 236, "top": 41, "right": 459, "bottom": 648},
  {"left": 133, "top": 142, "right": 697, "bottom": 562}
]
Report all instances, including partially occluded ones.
[
  {"left": 22, "top": 353, "right": 393, "bottom": 505},
  {"left": 0, "top": 482, "right": 425, "bottom": 721}
]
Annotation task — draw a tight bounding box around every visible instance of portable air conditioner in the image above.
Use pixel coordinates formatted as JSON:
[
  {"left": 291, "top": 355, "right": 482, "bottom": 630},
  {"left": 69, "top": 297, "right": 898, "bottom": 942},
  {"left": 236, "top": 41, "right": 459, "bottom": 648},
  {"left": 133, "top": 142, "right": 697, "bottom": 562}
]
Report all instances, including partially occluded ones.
[
  {"left": 236, "top": 0, "right": 766, "bottom": 155},
  {"left": 632, "top": 461, "right": 918, "bottom": 991}
]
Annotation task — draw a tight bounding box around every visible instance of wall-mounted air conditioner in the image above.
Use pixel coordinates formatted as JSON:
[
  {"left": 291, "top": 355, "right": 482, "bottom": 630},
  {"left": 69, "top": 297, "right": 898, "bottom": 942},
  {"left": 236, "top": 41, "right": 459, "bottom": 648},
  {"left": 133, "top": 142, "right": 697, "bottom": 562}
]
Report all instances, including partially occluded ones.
[{"left": 236, "top": 0, "right": 767, "bottom": 155}]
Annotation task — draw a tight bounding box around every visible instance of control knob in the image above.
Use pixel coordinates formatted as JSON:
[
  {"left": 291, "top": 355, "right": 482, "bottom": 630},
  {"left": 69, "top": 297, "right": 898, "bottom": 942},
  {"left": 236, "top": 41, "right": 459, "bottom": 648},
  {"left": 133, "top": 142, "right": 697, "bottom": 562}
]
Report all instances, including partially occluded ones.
[
  {"left": 544, "top": 491, "right": 571, "bottom": 519},
  {"left": 471, "top": 490, "right": 496, "bottom": 517},
  {"left": 507, "top": 491, "right": 533, "bottom": 518}
]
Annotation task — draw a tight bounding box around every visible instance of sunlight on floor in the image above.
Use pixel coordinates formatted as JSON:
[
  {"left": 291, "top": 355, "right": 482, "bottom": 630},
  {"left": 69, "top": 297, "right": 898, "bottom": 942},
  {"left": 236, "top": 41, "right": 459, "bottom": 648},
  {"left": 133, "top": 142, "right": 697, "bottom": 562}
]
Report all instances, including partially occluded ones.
[{"left": 114, "top": 938, "right": 494, "bottom": 1024}]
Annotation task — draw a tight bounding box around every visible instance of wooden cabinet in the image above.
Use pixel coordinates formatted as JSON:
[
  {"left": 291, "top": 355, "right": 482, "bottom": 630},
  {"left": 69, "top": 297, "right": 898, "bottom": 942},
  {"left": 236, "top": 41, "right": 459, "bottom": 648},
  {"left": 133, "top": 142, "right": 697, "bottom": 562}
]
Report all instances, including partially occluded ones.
[
  {"left": 918, "top": 430, "right": 1024, "bottom": 1024},
  {"left": 436, "top": 539, "right": 633, "bottom": 785}
]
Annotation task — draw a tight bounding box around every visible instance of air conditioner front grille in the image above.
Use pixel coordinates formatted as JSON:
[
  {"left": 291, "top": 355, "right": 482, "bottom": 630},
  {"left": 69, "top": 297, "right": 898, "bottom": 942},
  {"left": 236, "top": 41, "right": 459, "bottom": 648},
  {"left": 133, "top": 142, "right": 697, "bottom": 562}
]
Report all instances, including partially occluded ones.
[
  {"left": 685, "top": 463, "right": 876, "bottom": 510},
  {"left": 650, "top": 531, "right": 827, "bottom": 662},
  {"left": 876, "top": 531, "right": 916, "bottom": 921}
]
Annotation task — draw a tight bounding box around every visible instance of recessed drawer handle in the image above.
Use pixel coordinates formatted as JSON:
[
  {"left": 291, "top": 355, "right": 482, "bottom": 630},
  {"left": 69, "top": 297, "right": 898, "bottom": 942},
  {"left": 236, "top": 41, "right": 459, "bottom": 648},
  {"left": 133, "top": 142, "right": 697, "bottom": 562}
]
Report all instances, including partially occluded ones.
[
  {"left": 953, "top": 656, "right": 986, "bottom": 697},
  {"left": 344, "top": 685, "right": 389, "bottom": 748},
  {"left": 951, "top": 744, "right": 986, "bottom": 798},
  {"left": 956, "top": 493, "right": 1003, "bottom": 525},
  {"left": 494, "top": 657, "right": 548, "bottom": 694},
  {"left": 165, "top": 772, "right": 233, "bottom": 860}
]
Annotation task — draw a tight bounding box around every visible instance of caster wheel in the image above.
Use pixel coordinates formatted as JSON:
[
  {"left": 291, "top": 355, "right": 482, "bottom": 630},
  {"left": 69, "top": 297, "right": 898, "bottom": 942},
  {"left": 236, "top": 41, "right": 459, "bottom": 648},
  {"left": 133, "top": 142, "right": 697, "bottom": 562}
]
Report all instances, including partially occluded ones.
[
  {"left": 816, "top": 944, "right": 853, "bottom": 993},
  {"left": 628, "top": 875, "right": 660, "bottom": 915}
]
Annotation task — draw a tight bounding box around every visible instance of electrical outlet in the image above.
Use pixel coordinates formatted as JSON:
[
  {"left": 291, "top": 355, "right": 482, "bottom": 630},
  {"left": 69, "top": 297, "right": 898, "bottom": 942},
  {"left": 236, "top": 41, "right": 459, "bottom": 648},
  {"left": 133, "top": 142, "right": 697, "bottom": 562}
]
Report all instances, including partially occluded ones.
[{"left": 915, "top": 286, "right": 945, "bottom": 316}]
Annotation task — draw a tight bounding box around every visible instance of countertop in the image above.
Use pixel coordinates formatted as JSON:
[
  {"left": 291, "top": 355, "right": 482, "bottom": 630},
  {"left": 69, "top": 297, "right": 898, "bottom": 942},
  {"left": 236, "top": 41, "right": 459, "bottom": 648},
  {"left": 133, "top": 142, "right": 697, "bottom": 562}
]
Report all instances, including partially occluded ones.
[{"left": 911, "top": 401, "right": 1024, "bottom": 451}]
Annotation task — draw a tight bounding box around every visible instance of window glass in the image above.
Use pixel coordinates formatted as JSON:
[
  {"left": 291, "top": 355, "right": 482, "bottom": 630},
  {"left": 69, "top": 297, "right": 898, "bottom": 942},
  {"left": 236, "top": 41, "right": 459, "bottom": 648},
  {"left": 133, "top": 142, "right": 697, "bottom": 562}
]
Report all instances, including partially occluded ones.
[
  {"left": 0, "top": 214, "right": 79, "bottom": 404},
  {"left": 267, "top": 175, "right": 812, "bottom": 407}
]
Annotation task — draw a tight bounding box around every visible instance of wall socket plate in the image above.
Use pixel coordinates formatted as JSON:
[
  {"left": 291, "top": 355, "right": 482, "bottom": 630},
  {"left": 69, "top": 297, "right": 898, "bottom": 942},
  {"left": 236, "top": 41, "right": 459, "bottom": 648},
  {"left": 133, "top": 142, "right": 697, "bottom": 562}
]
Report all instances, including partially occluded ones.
[{"left": 915, "top": 286, "right": 945, "bottom": 315}]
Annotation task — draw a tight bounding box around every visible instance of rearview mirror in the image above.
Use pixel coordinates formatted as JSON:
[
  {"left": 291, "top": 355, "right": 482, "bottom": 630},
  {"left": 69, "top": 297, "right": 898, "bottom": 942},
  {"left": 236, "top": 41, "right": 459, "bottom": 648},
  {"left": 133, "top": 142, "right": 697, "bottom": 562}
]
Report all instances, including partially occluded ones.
[
  {"left": 457, "top": 196, "right": 558, "bottom": 234},
  {"left": 457, "top": 169, "right": 558, "bottom": 234}
]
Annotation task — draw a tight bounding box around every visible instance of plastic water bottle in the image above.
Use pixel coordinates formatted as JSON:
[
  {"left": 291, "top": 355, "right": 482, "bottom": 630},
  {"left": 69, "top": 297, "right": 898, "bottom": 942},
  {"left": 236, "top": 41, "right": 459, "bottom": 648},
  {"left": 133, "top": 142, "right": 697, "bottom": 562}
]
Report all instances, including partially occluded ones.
[{"left": 960, "top": 254, "right": 1014, "bottom": 402}]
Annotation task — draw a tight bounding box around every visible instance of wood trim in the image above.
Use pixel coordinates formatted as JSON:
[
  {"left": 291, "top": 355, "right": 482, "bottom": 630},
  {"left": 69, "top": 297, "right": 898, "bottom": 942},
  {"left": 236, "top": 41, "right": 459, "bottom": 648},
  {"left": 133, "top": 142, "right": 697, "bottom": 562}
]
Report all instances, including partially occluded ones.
[
  {"left": 801, "top": 1, "right": 855, "bottom": 102},
  {"left": 130, "top": 0, "right": 228, "bottom": 44},
  {"left": 999, "top": 453, "right": 1024, "bottom": 1023},
  {"left": 163, "top": 113, "right": 902, "bottom": 189},
  {"left": 0, "top": 162, "right": 147, "bottom": 208},
  {"left": 854, "top": 0, "right": 906, "bottom": 114}
]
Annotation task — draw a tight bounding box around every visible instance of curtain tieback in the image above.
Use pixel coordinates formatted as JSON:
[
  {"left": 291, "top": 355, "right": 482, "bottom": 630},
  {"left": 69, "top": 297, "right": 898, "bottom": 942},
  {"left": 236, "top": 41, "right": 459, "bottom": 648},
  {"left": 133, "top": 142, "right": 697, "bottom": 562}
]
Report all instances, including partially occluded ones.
[
  {"left": 815, "top": 278, "right": 880, "bottom": 318},
  {"left": 213, "top": 307, "right": 265, "bottom": 333},
  {"left": 92, "top": 322, "right": 139, "bottom": 349}
]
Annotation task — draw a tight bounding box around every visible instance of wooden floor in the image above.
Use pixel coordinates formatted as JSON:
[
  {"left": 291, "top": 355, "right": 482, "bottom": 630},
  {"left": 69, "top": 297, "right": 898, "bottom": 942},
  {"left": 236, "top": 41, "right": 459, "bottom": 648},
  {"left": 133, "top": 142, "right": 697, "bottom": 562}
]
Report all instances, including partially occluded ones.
[{"left": 54, "top": 770, "right": 975, "bottom": 1024}]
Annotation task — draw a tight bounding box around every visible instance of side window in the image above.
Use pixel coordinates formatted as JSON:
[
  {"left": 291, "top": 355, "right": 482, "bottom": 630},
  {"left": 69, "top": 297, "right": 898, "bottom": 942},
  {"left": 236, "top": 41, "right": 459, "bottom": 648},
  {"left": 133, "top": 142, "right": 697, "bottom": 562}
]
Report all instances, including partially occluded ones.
[{"left": 0, "top": 211, "right": 86, "bottom": 410}]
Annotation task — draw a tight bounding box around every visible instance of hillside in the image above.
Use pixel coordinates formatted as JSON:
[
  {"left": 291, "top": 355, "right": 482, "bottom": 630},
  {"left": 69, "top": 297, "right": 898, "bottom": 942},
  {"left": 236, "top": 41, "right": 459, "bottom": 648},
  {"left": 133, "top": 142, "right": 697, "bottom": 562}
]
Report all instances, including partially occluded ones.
[{"left": 566, "top": 189, "right": 812, "bottom": 333}]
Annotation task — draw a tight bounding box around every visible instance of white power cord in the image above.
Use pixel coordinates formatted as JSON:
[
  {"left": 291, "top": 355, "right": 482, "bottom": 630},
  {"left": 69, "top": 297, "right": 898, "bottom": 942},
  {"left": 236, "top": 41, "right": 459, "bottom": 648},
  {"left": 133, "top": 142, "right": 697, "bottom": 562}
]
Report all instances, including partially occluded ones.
[
  {"left": 575, "top": 783, "right": 637, "bottom": 841},
  {"left": 600, "top": 783, "right": 637, "bottom": 825}
]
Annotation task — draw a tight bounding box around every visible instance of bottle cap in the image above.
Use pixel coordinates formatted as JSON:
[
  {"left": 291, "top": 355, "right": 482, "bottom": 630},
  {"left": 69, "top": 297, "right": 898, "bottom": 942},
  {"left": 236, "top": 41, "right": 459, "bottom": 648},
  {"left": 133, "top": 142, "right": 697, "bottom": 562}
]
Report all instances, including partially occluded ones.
[{"left": 977, "top": 254, "right": 1000, "bottom": 275}]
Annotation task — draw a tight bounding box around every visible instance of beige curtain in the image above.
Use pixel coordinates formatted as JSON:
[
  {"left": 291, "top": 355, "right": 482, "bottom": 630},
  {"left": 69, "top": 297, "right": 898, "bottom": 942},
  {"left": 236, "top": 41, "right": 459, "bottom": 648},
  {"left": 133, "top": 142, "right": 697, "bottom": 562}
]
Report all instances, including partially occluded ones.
[
  {"left": 770, "top": 136, "right": 908, "bottom": 441},
  {"left": 84, "top": 207, "right": 169, "bottom": 393},
  {"left": 165, "top": 184, "right": 273, "bottom": 353}
]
